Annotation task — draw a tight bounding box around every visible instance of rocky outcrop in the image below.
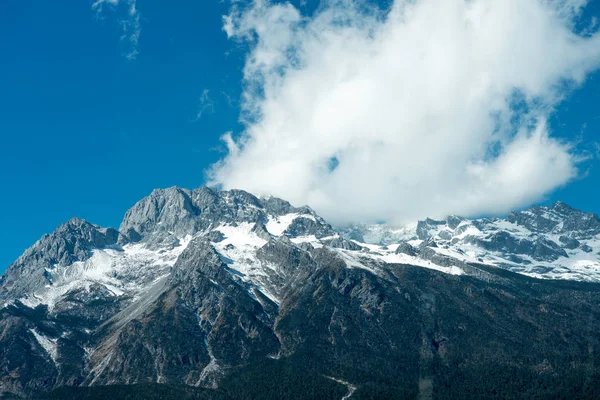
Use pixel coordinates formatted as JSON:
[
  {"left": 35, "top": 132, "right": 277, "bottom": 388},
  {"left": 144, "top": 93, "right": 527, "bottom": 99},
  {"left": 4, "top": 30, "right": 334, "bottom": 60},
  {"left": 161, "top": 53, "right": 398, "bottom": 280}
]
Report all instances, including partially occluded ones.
[
  {"left": 0, "top": 218, "right": 120, "bottom": 303},
  {"left": 395, "top": 242, "right": 417, "bottom": 256}
]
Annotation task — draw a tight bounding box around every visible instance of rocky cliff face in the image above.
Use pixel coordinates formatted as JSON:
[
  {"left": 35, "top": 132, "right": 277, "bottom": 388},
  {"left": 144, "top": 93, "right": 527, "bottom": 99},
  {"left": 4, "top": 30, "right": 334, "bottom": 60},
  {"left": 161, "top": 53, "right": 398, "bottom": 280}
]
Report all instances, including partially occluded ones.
[
  {"left": 2, "top": 188, "right": 600, "bottom": 399},
  {"left": 0, "top": 218, "right": 120, "bottom": 303}
]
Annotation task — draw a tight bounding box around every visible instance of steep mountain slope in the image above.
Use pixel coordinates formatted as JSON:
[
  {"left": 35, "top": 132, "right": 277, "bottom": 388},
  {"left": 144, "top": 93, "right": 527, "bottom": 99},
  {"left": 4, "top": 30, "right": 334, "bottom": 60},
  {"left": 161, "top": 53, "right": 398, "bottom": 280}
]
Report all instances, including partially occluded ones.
[{"left": 2, "top": 187, "right": 600, "bottom": 399}]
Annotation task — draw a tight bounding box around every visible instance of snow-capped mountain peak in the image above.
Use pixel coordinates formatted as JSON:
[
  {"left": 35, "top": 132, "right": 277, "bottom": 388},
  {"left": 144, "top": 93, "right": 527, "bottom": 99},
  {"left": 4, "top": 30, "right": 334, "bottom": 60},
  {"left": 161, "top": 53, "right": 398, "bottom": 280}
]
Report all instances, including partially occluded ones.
[{"left": 4, "top": 187, "right": 600, "bottom": 398}]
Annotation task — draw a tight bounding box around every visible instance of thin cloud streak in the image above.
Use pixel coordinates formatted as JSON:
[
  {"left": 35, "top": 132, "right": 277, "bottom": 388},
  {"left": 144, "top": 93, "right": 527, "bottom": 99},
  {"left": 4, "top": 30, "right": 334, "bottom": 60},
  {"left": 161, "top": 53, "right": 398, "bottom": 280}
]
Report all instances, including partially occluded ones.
[
  {"left": 92, "top": 0, "right": 141, "bottom": 60},
  {"left": 196, "top": 89, "right": 216, "bottom": 120}
]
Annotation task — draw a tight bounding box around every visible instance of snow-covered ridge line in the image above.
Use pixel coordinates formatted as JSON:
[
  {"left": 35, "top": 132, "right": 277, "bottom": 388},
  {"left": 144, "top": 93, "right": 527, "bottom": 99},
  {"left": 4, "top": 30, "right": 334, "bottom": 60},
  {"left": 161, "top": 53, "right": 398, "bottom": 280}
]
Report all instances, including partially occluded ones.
[
  {"left": 6, "top": 188, "right": 600, "bottom": 319},
  {"left": 342, "top": 203, "right": 600, "bottom": 282}
]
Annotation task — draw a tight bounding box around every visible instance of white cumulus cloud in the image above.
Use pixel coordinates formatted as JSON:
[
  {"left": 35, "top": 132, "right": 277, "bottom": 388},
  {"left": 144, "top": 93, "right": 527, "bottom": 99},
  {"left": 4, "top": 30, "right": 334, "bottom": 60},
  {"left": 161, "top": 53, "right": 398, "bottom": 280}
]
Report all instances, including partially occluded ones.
[{"left": 210, "top": 0, "right": 600, "bottom": 225}]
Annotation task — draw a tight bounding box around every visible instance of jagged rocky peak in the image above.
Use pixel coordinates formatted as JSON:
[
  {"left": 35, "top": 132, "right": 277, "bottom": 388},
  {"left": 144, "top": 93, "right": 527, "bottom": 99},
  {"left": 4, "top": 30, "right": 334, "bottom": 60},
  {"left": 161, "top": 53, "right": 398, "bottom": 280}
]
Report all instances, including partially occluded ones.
[
  {"left": 416, "top": 217, "right": 448, "bottom": 240},
  {"left": 0, "top": 217, "right": 120, "bottom": 302},
  {"left": 378, "top": 201, "right": 600, "bottom": 245},
  {"left": 24, "top": 217, "right": 120, "bottom": 266},
  {"left": 506, "top": 200, "right": 600, "bottom": 238},
  {"left": 119, "top": 186, "right": 335, "bottom": 244},
  {"left": 0, "top": 187, "right": 336, "bottom": 308},
  {"left": 337, "top": 200, "right": 600, "bottom": 282},
  {"left": 170, "top": 236, "right": 230, "bottom": 285},
  {"left": 4, "top": 187, "right": 600, "bottom": 398},
  {"left": 259, "top": 195, "right": 294, "bottom": 216},
  {"left": 119, "top": 187, "right": 198, "bottom": 241}
]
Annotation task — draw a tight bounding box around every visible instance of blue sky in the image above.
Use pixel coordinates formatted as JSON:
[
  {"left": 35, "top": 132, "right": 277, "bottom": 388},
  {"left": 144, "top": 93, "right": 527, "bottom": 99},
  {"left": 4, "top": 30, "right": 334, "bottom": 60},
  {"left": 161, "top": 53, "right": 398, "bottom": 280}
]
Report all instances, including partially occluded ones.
[
  {"left": 0, "top": 0, "right": 244, "bottom": 268},
  {"left": 1, "top": 0, "right": 600, "bottom": 272}
]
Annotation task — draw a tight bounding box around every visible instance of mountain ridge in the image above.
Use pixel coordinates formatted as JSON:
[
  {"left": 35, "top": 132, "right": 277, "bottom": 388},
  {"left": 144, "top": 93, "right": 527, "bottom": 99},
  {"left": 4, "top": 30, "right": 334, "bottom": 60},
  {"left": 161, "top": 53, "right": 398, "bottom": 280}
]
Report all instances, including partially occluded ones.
[{"left": 2, "top": 187, "right": 600, "bottom": 399}]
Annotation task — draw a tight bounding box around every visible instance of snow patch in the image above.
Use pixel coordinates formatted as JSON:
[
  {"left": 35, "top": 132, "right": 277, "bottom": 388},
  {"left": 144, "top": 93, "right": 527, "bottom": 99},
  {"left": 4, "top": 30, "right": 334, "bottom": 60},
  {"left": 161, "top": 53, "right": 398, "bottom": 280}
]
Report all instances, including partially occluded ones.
[
  {"left": 215, "top": 223, "right": 267, "bottom": 248},
  {"left": 213, "top": 223, "right": 280, "bottom": 303},
  {"left": 324, "top": 376, "right": 357, "bottom": 400},
  {"left": 265, "top": 213, "right": 316, "bottom": 236},
  {"left": 30, "top": 328, "right": 58, "bottom": 364},
  {"left": 18, "top": 236, "right": 193, "bottom": 311}
]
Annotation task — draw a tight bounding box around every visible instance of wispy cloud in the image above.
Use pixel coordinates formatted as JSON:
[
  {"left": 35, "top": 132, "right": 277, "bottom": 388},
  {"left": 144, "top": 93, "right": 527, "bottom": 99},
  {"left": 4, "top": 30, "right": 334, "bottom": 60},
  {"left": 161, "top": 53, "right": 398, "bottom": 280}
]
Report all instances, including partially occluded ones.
[
  {"left": 92, "top": 0, "right": 141, "bottom": 60},
  {"left": 195, "top": 89, "right": 216, "bottom": 120},
  {"left": 211, "top": 0, "right": 600, "bottom": 225}
]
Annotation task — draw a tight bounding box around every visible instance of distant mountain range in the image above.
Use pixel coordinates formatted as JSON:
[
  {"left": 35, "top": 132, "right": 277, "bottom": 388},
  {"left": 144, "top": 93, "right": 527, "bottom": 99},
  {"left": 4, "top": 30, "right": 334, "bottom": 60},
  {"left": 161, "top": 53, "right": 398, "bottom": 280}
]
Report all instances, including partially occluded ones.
[{"left": 2, "top": 187, "right": 600, "bottom": 399}]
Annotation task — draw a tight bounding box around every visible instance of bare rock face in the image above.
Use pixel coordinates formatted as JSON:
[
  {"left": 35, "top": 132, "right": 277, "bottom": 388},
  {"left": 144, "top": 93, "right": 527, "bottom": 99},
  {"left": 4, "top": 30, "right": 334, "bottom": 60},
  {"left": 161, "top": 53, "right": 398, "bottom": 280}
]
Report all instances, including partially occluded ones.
[
  {"left": 506, "top": 201, "right": 600, "bottom": 238},
  {"left": 119, "top": 187, "right": 334, "bottom": 247},
  {"left": 322, "top": 237, "right": 363, "bottom": 251},
  {"left": 3, "top": 188, "right": 600, "bottom": 399},
  {"left": 0, "top": 218, "right": 120, "bottom": 303},
  {"left": 396, "top": 242, "right": 417, "bottom": 256},
  {"left": 119, "top": 187, "right": 199, "bottom": 241}
]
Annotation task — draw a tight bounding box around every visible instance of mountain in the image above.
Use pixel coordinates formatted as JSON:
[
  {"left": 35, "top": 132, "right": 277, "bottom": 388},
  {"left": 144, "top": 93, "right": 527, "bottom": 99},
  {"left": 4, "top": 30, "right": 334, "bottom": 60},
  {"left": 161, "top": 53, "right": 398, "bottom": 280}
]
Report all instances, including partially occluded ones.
[
  {"left": 2, "top": 187, "right": 600, "bottom": 399},
  {"left": 341, "top": 200, "right": 600, "bottom": 282}
]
